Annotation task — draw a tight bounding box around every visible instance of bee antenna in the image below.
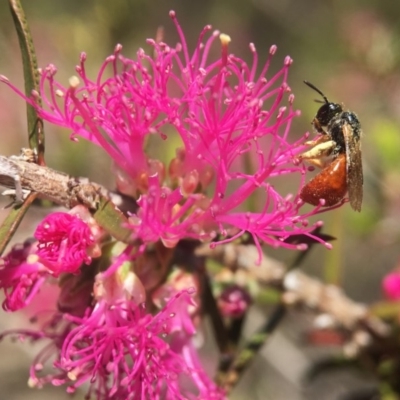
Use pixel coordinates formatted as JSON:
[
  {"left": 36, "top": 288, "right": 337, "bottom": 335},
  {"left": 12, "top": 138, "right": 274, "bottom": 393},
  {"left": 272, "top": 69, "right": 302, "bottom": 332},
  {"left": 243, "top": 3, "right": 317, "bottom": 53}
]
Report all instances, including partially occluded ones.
[{"left": 304, "top": 80, "right": 329, "bottom": 104}]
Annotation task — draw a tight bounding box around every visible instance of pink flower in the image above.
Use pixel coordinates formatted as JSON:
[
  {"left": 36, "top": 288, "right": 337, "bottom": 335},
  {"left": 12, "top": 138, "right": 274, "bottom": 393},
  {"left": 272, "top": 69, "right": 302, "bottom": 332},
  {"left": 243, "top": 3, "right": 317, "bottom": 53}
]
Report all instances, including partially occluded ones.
[
  {"left": 218, "top": 285, "right": 252, "bottom": 318},
  {"left": 19, "top": 272, "right": 223, "bottom": 400},
  {"left": 1, "top": 11, "right": 330, "bottom": 256},
  {"left": 0, "top": 10, "right": 344, "bottom": 399},
  {"left": 0, "top": 210, "right": 97, "bottom": 311},
  {"left": 0, "top": 239, "right": 47, "bottom": 311},
  {"left": 34, "top": 212, "right": 95, "bottom": 275},
  {"left": 382, "top": 272, "right": 400, "bottom": 301}
]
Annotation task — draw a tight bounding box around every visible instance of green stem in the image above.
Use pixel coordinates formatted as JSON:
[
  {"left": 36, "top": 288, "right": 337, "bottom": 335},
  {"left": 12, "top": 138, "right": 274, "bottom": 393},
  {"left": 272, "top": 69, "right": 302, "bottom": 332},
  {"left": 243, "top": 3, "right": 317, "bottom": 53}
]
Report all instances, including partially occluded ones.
[{"left": 9, "top": 0, "right": 45, "bottom": 163}]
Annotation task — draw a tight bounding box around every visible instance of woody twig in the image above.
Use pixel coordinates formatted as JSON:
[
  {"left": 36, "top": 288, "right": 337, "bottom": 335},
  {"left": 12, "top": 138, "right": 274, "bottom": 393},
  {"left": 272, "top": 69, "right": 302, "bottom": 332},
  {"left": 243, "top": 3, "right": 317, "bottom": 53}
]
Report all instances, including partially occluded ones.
[
  {"left": 199, "top": 243, "right": 389, "bottom": 339},
  {"left": 0, "top": 150, "right": 107, "bottom": 210}
]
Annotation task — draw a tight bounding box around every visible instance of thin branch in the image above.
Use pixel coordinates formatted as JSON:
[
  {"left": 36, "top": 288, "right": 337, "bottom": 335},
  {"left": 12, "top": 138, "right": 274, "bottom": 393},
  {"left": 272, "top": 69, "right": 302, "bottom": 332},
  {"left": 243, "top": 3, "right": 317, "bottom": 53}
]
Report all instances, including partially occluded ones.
[
  {"left": 199, "top": 243, "right": 390, "bottom": 392},
  {"left": 0, "top": 152, "right": 105, "bottom": 209},
  {"left": 0, "top": 150, "right": 135, "bottom": 243},
  {"left": 198, "top": 243, "right": 388, "bottom": 339}
]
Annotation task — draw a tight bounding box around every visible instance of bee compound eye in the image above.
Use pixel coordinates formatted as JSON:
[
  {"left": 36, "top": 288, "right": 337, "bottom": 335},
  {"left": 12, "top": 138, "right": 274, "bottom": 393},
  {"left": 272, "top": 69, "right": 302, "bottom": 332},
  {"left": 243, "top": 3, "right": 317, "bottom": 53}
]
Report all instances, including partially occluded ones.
[
  {"left": 326, "top": 102, "right": 340, "bottom": 113},
  {"left": 315, "top": 104, "right": 332, "bottom": 125}
]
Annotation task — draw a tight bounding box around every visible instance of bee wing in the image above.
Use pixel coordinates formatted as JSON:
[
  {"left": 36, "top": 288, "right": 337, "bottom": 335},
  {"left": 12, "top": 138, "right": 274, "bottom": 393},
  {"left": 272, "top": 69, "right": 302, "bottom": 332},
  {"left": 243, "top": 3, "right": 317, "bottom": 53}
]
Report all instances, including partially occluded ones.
[{"left": 343, "top": 122, "right": 363, "bottom": 211}]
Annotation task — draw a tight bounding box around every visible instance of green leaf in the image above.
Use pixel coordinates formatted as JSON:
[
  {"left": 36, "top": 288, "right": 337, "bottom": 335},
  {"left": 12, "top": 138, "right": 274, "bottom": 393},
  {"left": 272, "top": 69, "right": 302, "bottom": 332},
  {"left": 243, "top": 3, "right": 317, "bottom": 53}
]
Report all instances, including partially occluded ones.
[
  {"left": 9, "top": 0, "right": 45, "bottom": 161},
  {"left": 0, "top": 193, "right": 37, "bottom": 256},
  {"left": 93, "top": 196, "right": 133, "bottom": 243}
]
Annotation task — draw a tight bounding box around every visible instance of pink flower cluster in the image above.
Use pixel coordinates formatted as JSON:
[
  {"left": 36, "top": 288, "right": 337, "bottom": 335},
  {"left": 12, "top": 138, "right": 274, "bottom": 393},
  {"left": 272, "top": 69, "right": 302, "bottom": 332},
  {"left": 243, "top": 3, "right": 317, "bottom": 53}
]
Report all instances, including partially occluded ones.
[
  {"left": 2, "top": 11, "right": 329, "bottom": 255},
  {"left": 25, "top": 282, "right": 222, "bottom": 399},
  {"left": 0, "top": 10, "right": 334, "bottom": 400}
]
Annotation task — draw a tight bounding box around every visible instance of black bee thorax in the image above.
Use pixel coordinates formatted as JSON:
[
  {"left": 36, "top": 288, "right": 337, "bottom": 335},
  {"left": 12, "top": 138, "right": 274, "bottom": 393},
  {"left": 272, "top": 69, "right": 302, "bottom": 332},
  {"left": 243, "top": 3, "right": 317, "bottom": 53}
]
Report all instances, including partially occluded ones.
[{"left": 342, "top": 111, "right": 361, "bottom": 139}]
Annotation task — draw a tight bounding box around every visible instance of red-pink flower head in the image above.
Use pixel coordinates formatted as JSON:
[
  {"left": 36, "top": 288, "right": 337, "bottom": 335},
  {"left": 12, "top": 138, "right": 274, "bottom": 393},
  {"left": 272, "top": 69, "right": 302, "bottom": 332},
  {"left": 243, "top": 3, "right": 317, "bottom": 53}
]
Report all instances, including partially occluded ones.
[
  {"left": 25, "top": 268, "right": 223, "bottom": 399},
  {"left": 383, "top": 272, "right": 400, "bottom": 301},
  {"left": 0, "top": 239, "right": 47, "bottom": 311},
  {"left": 1, "top": 11, "right": 331, "bottom": 257},
  {"left": 34, "top": 210, "right": 96, "bottom": 275},
  {"left": 0, "top": 207, "right": 101, "bottom": 311}
]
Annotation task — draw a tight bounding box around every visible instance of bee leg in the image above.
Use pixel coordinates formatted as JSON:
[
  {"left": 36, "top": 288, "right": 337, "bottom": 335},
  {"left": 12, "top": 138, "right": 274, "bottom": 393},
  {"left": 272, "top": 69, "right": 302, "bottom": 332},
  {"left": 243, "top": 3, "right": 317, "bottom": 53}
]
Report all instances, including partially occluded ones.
[
  {"left": 299, "top": 157, "right": 326, "bottom": 169},
  {"left": 304, "top": 134, "right": 331, "bottom": 147},
  {"left": 299, "top": 140, "right": 335, "bottom": 161}
]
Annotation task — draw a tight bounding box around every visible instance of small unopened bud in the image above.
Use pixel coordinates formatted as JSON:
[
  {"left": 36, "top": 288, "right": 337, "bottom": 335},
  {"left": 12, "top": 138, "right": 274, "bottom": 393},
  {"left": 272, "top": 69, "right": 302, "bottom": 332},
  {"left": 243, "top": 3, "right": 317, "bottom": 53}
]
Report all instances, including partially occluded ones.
[
  {"left": 199, "top": 165, "right": 214, "bottom": 188},
  {"left": 148, "top": 159, "right": 166, "bottom": 183},
  {"left": 181, "top": 170, "right": 199, "bottom": 196}
]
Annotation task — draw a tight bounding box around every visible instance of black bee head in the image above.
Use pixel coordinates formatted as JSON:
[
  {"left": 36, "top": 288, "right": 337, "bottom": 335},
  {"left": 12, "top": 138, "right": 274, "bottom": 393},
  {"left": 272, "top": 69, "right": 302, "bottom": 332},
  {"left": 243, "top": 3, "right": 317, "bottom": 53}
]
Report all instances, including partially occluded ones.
[
  {"left": 304, "top": 81, "right": 343, "bottom": 127},
  {"left": 315, "top": 102, "right": 343, "bottom": 126}
]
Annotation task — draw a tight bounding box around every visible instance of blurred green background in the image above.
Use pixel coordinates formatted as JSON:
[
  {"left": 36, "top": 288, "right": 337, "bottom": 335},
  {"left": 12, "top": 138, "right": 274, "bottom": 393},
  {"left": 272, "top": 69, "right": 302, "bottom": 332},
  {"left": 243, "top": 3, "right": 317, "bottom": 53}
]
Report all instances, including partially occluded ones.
[{"left": 0, "top": 0, "right": 399, "bottom": 398}]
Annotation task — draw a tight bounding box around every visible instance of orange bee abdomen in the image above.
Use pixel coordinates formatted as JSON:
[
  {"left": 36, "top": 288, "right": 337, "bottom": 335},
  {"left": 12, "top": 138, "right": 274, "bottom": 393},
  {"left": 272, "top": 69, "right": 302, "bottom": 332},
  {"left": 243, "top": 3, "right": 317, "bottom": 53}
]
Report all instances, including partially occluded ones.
[{"left": 300, "top": 153, "right": 347, "bottom": 207}]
